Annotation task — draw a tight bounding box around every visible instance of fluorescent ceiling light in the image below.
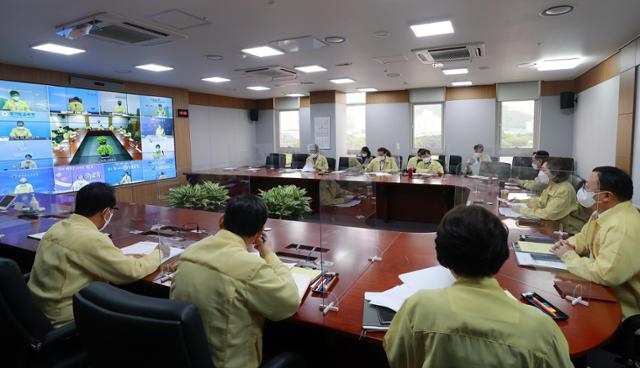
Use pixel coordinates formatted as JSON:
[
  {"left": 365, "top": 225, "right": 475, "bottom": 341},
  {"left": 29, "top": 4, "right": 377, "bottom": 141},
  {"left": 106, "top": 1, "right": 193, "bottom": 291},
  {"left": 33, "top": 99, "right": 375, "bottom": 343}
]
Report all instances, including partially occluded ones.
[
  {"left": 32, "top": 43, "right": 85, "bottom": 55},
  {"left": 410, "top": 20, "right": 454, "bottom": 38},
  {"left": 135, "top": 64, "right": 174, "bottom": 72},
  {"left": 241, "top": 46, "right": 283, "bottom": 57},
  {"left": 329, "top": 78, "right": 355, "bottom": 84},
  {"left": 451, "top": 81, "right": 472, "bottom": 87},
  {"left": 247, "top": 86, "right": 270, "bottom": 91},
  {"left": 357, "top": 87, "right": 378, "bottom": 92},
  {"left": 201, "top": 76, "right": 230, "bottom": 83},
  {"left": 286, "top": 93, "right": 305, "bottom": 97},
  {"left": 295, "top": 65, "right": 327, "bottom": 73},
  {"left": 537, "top": 58, "right": 582, "bottom": 71},
  {"left": 442, "top": 68, "right": 468, "bottom": 75}
]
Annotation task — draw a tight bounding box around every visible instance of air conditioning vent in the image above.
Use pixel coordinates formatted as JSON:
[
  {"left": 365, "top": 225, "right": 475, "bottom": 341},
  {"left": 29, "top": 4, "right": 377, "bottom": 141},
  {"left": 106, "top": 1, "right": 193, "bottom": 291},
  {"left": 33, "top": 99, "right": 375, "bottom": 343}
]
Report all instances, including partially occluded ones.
[
  {"left": 238, "top": 66, "right": 298, "bottom": 80},
  {"left": 412, "top": 42, "right": 485, "bottom": 65},
  {"left": 56, "top": 12, "right": 186, "bottom": 46}
]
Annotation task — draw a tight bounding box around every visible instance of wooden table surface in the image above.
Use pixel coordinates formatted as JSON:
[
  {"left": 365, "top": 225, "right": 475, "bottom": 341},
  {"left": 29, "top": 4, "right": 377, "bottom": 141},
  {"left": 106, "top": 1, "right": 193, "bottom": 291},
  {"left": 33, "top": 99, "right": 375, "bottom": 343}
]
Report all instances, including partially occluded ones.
[{"left": 0, "top": 186, "right": 621, "bottom": 357}]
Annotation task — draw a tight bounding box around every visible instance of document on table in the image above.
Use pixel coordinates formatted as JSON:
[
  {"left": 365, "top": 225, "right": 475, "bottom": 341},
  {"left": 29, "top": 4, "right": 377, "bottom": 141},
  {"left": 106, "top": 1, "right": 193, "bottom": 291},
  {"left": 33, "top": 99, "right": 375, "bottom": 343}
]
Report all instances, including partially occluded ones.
[
  {"left": 28, "top": 232, "right": 47, "bottom": 240},
  {"left": 514, "top": 252, "right": 567, "bottom": 271},
  {"left": 516, "top": 241, "right": 554, "bottom": 255},
  {"left": 398, "top": 265, "right": 456, "bottom": 293},
  {"left": 120, "top": 241, "right": 184, "bottom": 263},
  {"left": 507, "top": 192, "right": 531, "bottom": 201},
  {"left": 498, "top": 207, "right": 522, "bottom": 218},
  {"left": 366, "top": 284, "right": 414, "bottom": 312},
  {"left": 301, "top": 164, "right": 315, "bottom": 172},
  {"left": 334, "top": 199, "right": 361, "bottom": 208},
  {"left": 290, "top": 267, "right": 322, "bottom": 301},
  {"left": 497, "top": 198, "right": 527, "bottom": 207}
]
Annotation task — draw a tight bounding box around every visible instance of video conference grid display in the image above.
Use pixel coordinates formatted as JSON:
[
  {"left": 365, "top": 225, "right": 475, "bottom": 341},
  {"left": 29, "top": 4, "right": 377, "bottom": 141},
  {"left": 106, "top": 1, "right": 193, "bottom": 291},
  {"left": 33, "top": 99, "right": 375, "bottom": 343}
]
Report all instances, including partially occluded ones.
[{"left": 0, "top": 80, "right": 177, "bottom": 195}]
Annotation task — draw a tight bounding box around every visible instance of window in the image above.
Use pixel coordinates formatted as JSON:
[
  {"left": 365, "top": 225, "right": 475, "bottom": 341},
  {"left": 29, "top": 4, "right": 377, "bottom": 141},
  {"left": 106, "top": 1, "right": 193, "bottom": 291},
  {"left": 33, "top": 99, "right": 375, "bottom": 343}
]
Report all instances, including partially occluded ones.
[
  {"left": 278, "top": 110, "right": 300, "bottom": 149},
  {"left": 412, "top": 103, "right": 443, "bottom": 152},
  {"left": 346, "top": 92, "right": 366, "bottom": 153},
  {"left": 498, "top": 100, "right": 538, "bottom": 154}
]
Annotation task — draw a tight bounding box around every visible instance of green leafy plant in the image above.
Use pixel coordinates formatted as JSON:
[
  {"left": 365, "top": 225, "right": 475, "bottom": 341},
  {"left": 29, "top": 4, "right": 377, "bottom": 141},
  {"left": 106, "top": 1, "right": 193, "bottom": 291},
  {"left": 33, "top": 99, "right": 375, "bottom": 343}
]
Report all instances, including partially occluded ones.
[
  {"left": 259, "top": 185, "right": 312, "bottom": 220},
  {"left": 96, "top": 136, "right": 108, "bottom": 145},
  {"left": 96, "top": 144, "right": 113, "bottom": 156},
  {"left": 167, "top": 181, "right": 230, "bottom": 211}
]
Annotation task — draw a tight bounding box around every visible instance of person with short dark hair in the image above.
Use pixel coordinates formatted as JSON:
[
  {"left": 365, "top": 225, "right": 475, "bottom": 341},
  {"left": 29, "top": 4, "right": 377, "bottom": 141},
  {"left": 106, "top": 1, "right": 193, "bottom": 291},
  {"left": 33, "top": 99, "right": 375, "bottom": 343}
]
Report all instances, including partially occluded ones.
[
  {"left": 3, "top": 90, "right": 31, "bottom": 111},
  {"left": 553, "top": 166, "right": 640, "bottom": 319},
  {"left": 465, "top": 143, "right": 492, "bottom": 174},
  {"left": 365, "top": 147, "right": 399, "bottom": 173},
  {"left": 28, "top": 182, "right": 164, "bottom": 327},
  {"left": 406, "top": 148, "right": 444, "bottom": 176},
  {"left": 384, "top": 205, "right": 572, "bottom": 367},
  {"left": 514, "top": 158, "right": 587, "bottom": 234},
  {"left": 357, "top": 146, "right": 373, "bottom": 166},
  {"left": 67, "top": 96, "right": 84, "bottom": 114},
  {"left": 20, "top": 153, "right": 37, "bottom": 169},
  {"left": 171, "top": 194, "right": 299, "bottom": 368},
  {"left": 10, "top": 120, "right": 32, "bottom": 139},
  {"left": 512, "top": 150, "right": 551, "bottom": 192}
]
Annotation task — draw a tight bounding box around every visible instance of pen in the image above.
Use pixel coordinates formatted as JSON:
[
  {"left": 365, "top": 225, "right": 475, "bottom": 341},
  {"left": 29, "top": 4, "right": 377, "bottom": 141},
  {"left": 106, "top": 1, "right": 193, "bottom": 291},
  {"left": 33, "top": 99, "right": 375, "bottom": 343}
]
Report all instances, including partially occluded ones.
[
  {"left": 321, "top": 274, "right": 338, "bottom": 292},
  {"left": 531, "top": 296, "right": 558, "bottom": 317},
  {"left": 317, "top": 277, "right": 332, "bottom": 292}
]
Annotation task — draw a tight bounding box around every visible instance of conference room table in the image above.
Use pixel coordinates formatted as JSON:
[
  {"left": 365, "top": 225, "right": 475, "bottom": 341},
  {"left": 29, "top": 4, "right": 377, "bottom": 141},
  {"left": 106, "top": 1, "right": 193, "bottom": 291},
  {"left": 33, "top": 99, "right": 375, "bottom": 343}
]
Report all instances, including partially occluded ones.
[{"left": 0, "top": 186, "right": 621, "bottom": 359}]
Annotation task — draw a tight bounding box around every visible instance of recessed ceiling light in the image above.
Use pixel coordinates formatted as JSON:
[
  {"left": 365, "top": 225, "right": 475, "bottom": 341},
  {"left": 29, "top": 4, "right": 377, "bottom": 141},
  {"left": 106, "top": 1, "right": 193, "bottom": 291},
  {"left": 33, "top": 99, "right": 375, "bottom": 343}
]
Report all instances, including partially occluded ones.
[
  {"left": 241, "top": 46, "right": 283, "bottom": 57},
  {"left": 202, "top": 77, "right": 230, "bottom": 83},
  {"left": 295, "top": 65, "right": 327, "bottom": 73},
  {"left": 442, "top": 68, "right": 468, "bottom": 75},
  {"left": 324, "top": 36, "right": 346, "bottom": 44},
  {"left": 286, "top": 93, "right": 305, "bottom": 97},
  {"left": 32, "top": 43, "right": 85, "bottom": 55},
  {"left": 452, "top": 81, "right": 472, "bottom": 87},
  {"left": 357, "top": 87, "right": 378, "bottom": 92},
  {"left": 537, "top": 57, "right": 582, "bottom": 71},
  {"left": 247, "top": 86, "right": 270, "bottom": 91},
  {"left": 540, "top": 5, "right": 574, "bottom": 16},
  {"left": 329, "top": 78, "right": 355, "bottom": 84},
  {"left": 410, "top": 20, "right": 454, "bottom": 38},
  {"left": 205, "top": 54, "right": 224, "bottom": 61},
  {"left": 135, "top": 64, "right": 174, "bottom": 72}
]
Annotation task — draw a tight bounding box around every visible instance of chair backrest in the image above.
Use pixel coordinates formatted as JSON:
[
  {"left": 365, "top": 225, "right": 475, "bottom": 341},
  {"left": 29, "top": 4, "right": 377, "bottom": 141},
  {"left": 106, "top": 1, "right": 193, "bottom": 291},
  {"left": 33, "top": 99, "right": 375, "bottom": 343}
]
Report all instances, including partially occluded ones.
[
  {"left": 291, "top": 153, "right": 308, "bottom": 169},
  {"left": 394, "top": 156, "right": 403, "bottom": 169},
  {"left": 569, "top": 174, "right": 585, "bottom": 192},
  {"left": 480, "top": 161, "right": 511, "bottom": 179},
  {"left": 266, "top": 153, "right": 286, "bottom": 169},
  {"left": 0, "top": 258, "right": 53, "bottom": 364},
  {"left": 556, "top": 157, "right": 575, "bottom": 172},
  {"left": 73, "top": 282, "right": 214, "bottom": 368},
  {"left": 511, "top": 156, "right": 537, "bottom": 180},
  {"left": 326, "top": 157, "right": 336, "bottom": 171},
  {"left": 338, "top": 157, "right": 351, "bottom": 170},
  {"left": 448, "top": 155, "right": 462, "bottom": 175}
]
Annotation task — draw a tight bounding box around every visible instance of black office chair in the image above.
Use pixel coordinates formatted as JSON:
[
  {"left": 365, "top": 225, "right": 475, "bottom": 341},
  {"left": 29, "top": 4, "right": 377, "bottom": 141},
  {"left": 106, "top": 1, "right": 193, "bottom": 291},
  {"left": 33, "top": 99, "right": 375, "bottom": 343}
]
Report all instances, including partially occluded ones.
[
  {"left": 394, "top": 156, "right": 403, "bottom": 169},
  {"left": 326, "top": 157, "right": 336, "bottom": 171},
  {"left": 338, "top": 157, "right": 351, "bottom": 170},
  {"left": 291, "top": 153, "right": 308, "bottom": 169},
  {"left": 556, "top": 157, "right": 576, "bottom": 172},
  {"left": 617, "top": 314, "right": 640, "bottom": 365},
  {"left": 266, "top": 153, "right": 286, "bottom": 169},
  {"left": 0, "top": 258, "right": 86, "bottom": 368},
  {"left": 569, "top": 174, "right": 586, "bottom": 192},
  {"left": 448, "top": 155, "right": 462, "bottom": 175},
  {"left": 480, "top": 161, "right": 511, "bottom": 180},
  {"left": 511, "top": 156, "right": 537, "bottom": 180}
]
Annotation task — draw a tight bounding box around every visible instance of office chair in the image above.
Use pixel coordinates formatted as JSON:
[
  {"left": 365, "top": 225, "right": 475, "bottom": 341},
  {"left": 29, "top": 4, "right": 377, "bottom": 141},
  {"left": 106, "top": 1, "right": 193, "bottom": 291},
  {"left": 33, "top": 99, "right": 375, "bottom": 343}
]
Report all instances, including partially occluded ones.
[
  {"left": 326, "top": 157, "right": 336, "bottom": 171},
  {"left": 266, "top": 153, "right": 286, "bottom": 169},
  {"left": 291, "top": 153, "right": 308, "bottom": 169},
  {"left": 569, "top": 174, "right": 585, "bottom": 192},
  {"left": 338, "top": 157, "right": 351, "bottom": 170},
  {"left": 556, "top": 157, "right": 576, "bottom": 172},
  {"left": 394, "top": 156, "right": 403, "bottom": 169},
  {"left": 0, "top": 258, "right": 86, "bottom": 368},
  {"left": 448, "top": 155, "right": 462, "bottom": 175},
  {"left": 480, "top": 162, "right": 511, "bottom": 180},
  {"left": 511, "top": 156, "right": 537, "bottom": 180},
  {"left": 617, "top": 314, "right": 640, "bottom": 365}
]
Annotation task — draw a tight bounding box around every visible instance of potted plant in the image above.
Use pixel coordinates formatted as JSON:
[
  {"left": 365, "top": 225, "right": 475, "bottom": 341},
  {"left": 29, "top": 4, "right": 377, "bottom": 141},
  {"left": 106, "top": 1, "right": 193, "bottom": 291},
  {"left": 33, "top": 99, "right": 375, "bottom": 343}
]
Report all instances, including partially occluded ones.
[
  {"left": 96, "top": 136, "right": 113, "bottom": 158},
  {"left": 259, "top": 185, "right": 312, "bottom": 220},
  {"left": 167, "top": 181, "right": 229, "bottom": 212}
]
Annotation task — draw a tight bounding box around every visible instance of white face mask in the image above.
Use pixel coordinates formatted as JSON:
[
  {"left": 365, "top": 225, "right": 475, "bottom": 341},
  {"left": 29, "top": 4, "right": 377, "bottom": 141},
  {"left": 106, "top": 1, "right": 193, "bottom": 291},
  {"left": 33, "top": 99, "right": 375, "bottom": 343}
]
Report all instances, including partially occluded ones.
[
  {"left": 378, "top": 155, "right": 385, "bottom": 161},
  {"left": 311, "top": 153, "right": 318, "bottom": 158},
  {"left": 576, "top": 187, "right": 599, "bottom": 208},
  {"left": 532, "top": 162, "right": 539, "bottom": 170},
  {"left": 424, "top": 157, "right": 431, "bottom": 164},
  {"left": 537, "top": 170, "right": 550, "bottom": 184},
  {"left": 99, "top": 209, "right": 113, "bottom": 231},
  {"left": 473, "top": 152, "right": 481, "bottom": 159},
  {"left": 12, "top": 96, "right": 19, "bottom": 101}
]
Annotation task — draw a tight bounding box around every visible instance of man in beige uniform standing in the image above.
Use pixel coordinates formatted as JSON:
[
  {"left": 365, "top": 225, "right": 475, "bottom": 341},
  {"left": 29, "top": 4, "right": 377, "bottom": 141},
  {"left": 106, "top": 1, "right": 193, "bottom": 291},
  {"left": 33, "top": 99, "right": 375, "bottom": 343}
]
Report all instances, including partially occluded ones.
[
  {"left": 28, "top": 182, "right": 165, "bottom": 328},
  {"left": 171, "top": 194, "right": 300, "bottom": 368}
]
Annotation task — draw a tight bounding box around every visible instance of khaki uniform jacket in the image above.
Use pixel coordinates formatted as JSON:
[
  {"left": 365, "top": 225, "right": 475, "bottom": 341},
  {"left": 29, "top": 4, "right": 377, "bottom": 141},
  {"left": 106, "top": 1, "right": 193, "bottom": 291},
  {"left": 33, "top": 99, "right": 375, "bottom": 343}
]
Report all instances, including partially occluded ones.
[
  {"left": 28, "top": 214, "right": 161, "bottom": 327},
  {"left": 305, "top": 154, "right": 329, "bottom": 171},
  {"left": 521, "top": 176, "right": 548, "bottom": 193},
  {"left": 384, "top": 277, "right": 572, "bottom": 368},
  {"left": 320, "top": 180, "right": 353, "bottom": 206},
  {"left": 170, "top": 230, "right": 300, "bottom": 368},
  {"left": 563, "top": 201, "right": 640, "bottom": 319},
  {"left": 465, "top": 153, "right": 492, "bottom": 174},
  {"left": 365, "top": 157, "right": 399, "bottom": 173},
  {"left": 406, "top": 157, "right": 444, "bottom": 175},
  {"left": 520, "top": 180, "right": 586, "bottom": 234}
]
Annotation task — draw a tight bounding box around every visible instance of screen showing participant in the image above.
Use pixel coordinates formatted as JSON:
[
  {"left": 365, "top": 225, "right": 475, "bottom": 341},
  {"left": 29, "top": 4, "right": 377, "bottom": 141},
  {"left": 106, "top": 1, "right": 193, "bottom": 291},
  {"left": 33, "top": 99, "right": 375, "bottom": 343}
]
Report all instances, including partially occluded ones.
[
  {"left": 140, "top": 95, "right": 173, "bottom": 118},
  {"left": 48, "top": 86, "right": 100, "bottom": 114},
  {"left": 99, "top": 91, "right": 129, "bottom": 116}
]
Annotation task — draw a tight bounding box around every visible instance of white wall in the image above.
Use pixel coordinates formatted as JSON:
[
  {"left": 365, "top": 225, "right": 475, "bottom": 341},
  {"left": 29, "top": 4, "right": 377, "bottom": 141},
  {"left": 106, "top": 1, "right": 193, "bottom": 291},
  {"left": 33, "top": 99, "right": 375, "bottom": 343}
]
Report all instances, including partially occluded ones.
[
  {"left": 366, "top": 103, "right": 412, "bottom": 161},
  {"left": 540, "top": 96, "right": 574, "bottom": 158},
  {"left": 189, "top": 105, "right": 256, "bottom": 170},
  {"left": 632, "top": 67, "right": 640, "bottom": 205},
  {"left": 573, "top": 76, "right": 620, "bottom": 178},
  {"left": 444, "top": 99, "right": 496, "bottom": 162},
  {"left": 255, "top": 109, "right": 275, "bottom": 166}
]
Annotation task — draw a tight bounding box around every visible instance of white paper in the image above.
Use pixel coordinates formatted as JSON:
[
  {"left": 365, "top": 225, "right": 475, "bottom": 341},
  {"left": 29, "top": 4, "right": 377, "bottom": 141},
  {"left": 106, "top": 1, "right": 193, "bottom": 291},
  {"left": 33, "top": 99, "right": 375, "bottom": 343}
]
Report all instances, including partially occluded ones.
[
  {"left": 514, "top": 252, "right": 567, "bottom": 271},
  {"left": 301, "top": 163, "right": 315, "bottom": 172},
  {"left": 398, "top": 265, "right": 455, "bottom": 293},
  {"left": 366, "top": 284, "right": 415, "bottom": 312},
  {"left": 28, "top": 232, "right": 46, "bottom": 240},
  {"left": 507, "top": 192, "right": 530, "bottom": 201},
  {"left": 121, "top": 241, "right": 184, "bottom": 263},
  {"left": 498, "top": 207, "right": 522, "bottom": 218},
  {"left": 334, "top": 199, "right": 361, "bottom": 208},
  {"left": 371, "top": 172, "right": 392, "bottom": 177},
  {"left": 314, "top": 117, "right": 331, "bottom": 149},
  {"left": 497, "top": 198, "right": 527, "bottom": 207},
  {"left": 291, "top": 273, "right": 313, "bottom": 300}
]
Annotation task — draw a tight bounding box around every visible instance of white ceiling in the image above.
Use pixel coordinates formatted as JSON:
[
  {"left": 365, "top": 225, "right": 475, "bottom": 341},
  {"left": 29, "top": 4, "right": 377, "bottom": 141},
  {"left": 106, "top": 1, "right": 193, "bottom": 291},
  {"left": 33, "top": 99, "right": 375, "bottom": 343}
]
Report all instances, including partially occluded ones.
[{"left": 1, "top": 0, "right": 639, "bottom": 99}]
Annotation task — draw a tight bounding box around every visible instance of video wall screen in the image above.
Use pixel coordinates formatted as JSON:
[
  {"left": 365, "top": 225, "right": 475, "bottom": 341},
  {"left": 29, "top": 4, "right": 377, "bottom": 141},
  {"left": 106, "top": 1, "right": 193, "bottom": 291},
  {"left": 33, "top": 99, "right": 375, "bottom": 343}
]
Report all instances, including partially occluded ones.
[{"left": 0, "top": 80, "right": 177, "bottom": 195}]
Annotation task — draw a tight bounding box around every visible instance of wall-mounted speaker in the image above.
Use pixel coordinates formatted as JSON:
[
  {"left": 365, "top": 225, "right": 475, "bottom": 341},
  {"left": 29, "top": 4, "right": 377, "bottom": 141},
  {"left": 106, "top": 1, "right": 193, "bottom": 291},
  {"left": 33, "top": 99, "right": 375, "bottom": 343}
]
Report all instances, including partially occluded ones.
[
  {"left": 249, "top": 109, "right": 259, "bottom": 122},
  {"left": 560, "top": 91, "right": 575, "bottom": 109}
]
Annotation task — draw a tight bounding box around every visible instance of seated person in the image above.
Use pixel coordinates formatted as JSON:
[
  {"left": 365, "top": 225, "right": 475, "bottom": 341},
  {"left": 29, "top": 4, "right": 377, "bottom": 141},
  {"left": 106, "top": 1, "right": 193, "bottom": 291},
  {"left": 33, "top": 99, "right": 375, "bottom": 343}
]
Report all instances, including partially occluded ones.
[
  {"left": 67, "top": 97, "right": 84, "bottom": 113},
  {"left": 10, "top": 121, "right": 32, "bottom": 140},
  {"left": 304, "top": 143, "right": 329, "bottom": 171},
  {"left": 513, "top": 158, "right": 587, "bottom": 234},
  {"left": 170, "top": 194, "right": 299, "bottom": 368},
  {"left": 155, "top": 104, "right": 168, "bottom": 117},
  {"left": 152, "top": 144, "right": 165, "bottom": 159},
  {"left": 406, "top": 148, "right": 444, "bottom": 176},
  {"left": 552, "top": 166, "right": 640, "bottom": 320},
  {"left": 20, "top": 153, "right": 37, "bottom": 169},
  {"left": 113, "top": 100, "right": 127, "bottom": 114},
  {"left": 3, "top": 90, "right": 31, "bottom": 111},
  {"left": 511, "top": 150, "right": 550, "bottom": 193},
  {"left": 28, "top": 183, "right": 165, "bottom": 327},
  {"left": 14, "top": 177, "right": 34, "bottom": 194},
  {"left": 155, "top": 123, "right": 166, "bottom": 136},
  {"left": 365, "top": 147, "right": 399, "bottom": 173},
  {"left": 465, "top": 143, "right": 492, "bottom": 175},
  {"left": 320, "top": 180, "right": 355, "bottom": 206},
  {"left": 384, "top": 205, "right": 572, "bottom": 367},
  {"left": 120, "top": 171, "right": 133, "bottom": 184},
  {"left": 357, "top": 146, "right": 374, "bottom": 166}
]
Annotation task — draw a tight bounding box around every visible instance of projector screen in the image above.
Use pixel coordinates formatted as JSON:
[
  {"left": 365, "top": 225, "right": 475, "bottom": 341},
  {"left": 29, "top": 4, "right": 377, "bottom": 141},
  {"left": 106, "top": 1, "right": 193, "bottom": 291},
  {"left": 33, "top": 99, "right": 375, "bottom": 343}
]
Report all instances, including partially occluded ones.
[{"left": 0, "top": 79, "right": 177, "bottom": 195}]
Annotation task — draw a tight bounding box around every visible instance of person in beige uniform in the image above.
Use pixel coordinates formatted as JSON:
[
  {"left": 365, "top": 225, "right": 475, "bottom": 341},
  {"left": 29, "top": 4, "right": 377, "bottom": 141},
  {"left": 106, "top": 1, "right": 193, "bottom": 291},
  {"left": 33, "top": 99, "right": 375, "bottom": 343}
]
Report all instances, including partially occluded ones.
[
  {"left": 28, "top": 183, "right": 165, "bottom": 328},
  {"left": 406, "top": 148, "right": 444, "bottom": 176},
  {"left": 465, "top": 143, "right": 492, "bottom": 175},
  {"left": 365, "top": 147, "right": 399, "bottom": 173},
  {"left": 170, "top": 194, "right": 299, "bottom": 368},
  {"left": 384, "top": 205, "right": 572, "bottom": 367}
]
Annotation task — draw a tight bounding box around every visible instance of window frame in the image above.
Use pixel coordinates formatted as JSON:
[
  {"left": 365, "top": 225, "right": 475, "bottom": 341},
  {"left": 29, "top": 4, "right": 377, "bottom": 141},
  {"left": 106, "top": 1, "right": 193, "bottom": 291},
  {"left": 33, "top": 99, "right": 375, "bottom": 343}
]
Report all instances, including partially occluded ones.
[
  {"left": 276, "top": 108, "right": 301, "bottom": 151},
  {"left": 345, "top": 95, "right": 367, "bottom": 155},
  {"left": 496, "top": 99, "right": 540, "bottom": 156},
  {"left": 411, "top": 102, "right": 445, "bottom": 155}
]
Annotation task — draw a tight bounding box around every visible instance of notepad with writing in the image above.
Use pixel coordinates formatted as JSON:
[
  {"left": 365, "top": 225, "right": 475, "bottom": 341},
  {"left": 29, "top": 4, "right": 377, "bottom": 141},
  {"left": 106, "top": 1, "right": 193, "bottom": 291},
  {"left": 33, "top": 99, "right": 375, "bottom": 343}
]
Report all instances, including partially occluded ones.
[
  {"left": 514, "top": 241, "right": 554, "bottom": 255},
  {"left": 290, "top": 267, "right": 321, "bottom": 301},
  {"left": 120, "top": 241, "right": 184, "bottom": 263}
]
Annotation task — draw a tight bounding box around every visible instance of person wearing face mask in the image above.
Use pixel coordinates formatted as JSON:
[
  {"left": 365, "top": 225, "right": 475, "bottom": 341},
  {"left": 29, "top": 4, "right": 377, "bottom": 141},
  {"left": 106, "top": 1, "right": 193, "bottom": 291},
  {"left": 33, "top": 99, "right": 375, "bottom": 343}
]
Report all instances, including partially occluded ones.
[
  {"left": 20, "top": 153, "right": 38, "bottom": 169},
  {"left": 552, "top": 166, "right": 640, "bottom": 320},
  {"left": 14, "top": 177, "right": 34, "bottom": 194},
  {"left": 511, "top": 151, "right": 550, "bottom": 193},
  {"left": 365, "top": 147, "right": 399, "bottom": 173},
  {"left": 304, "top": 143, "right": 329, "bottom": 172},
  {"left": 513, "top": 158, "right": 587, "bottom": 234},
  {"left": 407, "top": 148, "right": 444, "bottom": 176},
  {"left": 171, "top": 194, "right": 299, "bottom": 368},
  {"left": 153, "top": 144, "right": 165, "bottom": 159},
  {"left": 2, "top": 90, "right": 31, "bottom": 112},
  {"left": 357, "top": 146, "right": 373, "bottom": 166},
  {"left": 10, "top": 120, "right": 33, "bottom": 140},
  {"left": 28, "top": 183, "right": 165, "bottom": 328},
  {"left": 465, "top": 144, "right": 492, "bottom": 175}
]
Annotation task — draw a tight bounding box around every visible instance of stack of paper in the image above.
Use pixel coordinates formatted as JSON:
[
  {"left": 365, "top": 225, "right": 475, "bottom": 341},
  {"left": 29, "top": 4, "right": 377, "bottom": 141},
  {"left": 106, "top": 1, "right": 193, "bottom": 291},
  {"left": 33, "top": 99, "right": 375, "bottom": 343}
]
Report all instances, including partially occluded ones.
[
  {"left": 334, "top": 199, "right": 361, "bottom": 208},
  {"left": 498, "top": 207, "right": 522, "bottom": 218},
  {"left": 516, "top": 241, "right": 553, "bottom": 255},
  {"left": 120, "top": 241, "right": 184, "bottom": 263},
  {"left": 514, "top": 252, "right": 567, "bottom": 271},
  {"left": 290, "top": 267, "right": 322, "bottom": 301}
]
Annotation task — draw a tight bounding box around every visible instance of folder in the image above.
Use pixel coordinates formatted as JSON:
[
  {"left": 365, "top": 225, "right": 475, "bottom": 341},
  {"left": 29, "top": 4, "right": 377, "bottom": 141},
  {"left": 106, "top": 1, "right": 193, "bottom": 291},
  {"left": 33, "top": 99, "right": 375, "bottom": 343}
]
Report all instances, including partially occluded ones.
[
  {"left": 362, "top": 295, "right": 394, "bottom": 332},
  {"left": 513, "top": 241, "right": 554, "bottom": 255}
]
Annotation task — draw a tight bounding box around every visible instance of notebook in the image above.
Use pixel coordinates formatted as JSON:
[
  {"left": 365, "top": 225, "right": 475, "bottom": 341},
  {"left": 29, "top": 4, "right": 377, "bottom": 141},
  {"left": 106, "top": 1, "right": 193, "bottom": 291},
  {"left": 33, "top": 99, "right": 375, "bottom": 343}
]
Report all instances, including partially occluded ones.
[
  {"left": 290, "top": 267, "right": 322, "bottom": 301},
  {"left": 513, "top": 241, "right": 554, "bottom": 255},
  {"left": 362, "top": 294, "right": 395, "bottom": 332},
  {"left": 120, "top": 241, "right": 184, "bottom": 263}
]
